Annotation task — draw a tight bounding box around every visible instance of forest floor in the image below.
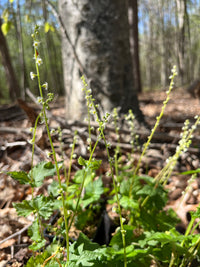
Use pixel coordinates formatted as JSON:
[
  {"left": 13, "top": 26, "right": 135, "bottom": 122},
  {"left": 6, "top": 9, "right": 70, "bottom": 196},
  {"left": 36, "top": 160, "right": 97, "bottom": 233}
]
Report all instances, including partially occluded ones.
[{"left": 0, "top": 87, "right": 200, "bottom": 266}]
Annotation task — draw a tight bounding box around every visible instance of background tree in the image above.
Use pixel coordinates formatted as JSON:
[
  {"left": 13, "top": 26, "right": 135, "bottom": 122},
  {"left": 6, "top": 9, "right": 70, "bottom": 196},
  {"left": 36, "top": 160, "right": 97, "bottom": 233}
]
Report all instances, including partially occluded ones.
[
  {"left": 0, "top": 0, "right": 200, "bottom": 104},
  {"left": 175, "top": 0, "right": 188, "bottom": 85},
  {"left": 0, "top": 18, "right": 20, "bottom": 100},
  {"left": 129, "top": 0, "right": 142, "bottom": 93},
  {"left": 58, "top": 0, "right": 144, "bottom": 122},
  {"left": 0, "top": 0, "right": 64, "bottom": 102}
]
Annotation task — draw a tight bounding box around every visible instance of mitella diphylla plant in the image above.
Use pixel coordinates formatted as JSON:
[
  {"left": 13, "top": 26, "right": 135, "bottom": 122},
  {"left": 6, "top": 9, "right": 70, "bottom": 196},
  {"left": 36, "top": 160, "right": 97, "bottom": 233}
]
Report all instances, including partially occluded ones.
[
  {"left": 7, "top": 25, "right": 71, "bottom": 263},
  {"left": 29, "top": 26, "right": 72, "bottom": 260},
  {"left": 6, "top": 25, "right": 200, "bottom": 267}
]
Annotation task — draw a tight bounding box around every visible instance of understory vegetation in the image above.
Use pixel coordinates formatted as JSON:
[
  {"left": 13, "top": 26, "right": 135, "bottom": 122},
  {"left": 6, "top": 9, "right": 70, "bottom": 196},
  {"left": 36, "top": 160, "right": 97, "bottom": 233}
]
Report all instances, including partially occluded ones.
[{"left": 7, "top": 26, "right": 200, "bottom": 267}]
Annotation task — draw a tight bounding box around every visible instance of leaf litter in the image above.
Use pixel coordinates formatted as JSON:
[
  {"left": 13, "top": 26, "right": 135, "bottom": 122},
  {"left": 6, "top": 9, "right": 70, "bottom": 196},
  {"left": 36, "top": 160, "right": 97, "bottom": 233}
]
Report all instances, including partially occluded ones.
[{"left": 0, "top": 88, "right": 200, "bottom": 265}]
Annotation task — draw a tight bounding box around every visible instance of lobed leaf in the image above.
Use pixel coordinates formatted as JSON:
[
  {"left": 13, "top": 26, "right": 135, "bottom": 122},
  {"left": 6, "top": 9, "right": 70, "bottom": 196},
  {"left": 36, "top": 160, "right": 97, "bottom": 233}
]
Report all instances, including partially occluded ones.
[
  {"left": 7, "top": 171, "right": 31, "bottom": 185},
  {"left": 29, "top": 161, "right": 56, "bottom": 187}
]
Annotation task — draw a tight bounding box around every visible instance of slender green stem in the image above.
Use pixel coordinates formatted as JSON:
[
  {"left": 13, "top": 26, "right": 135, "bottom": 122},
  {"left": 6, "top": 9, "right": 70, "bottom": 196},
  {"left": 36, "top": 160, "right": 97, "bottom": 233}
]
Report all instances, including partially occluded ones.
[
  {"left": 129, "top": 66, "right": 177, "bottom": 198},
  {"left": 81, "top": 77, "right": 127, "bottom": 267},
  {"left": 169, "top": 251, "right": 176, "bottom": 267},
  {"left": 66, "top": 133, "right": 77, "bottom": 191},
  {"left": 30, "top": 114, "right": 40, "bottom": 197},
  {"left": 68, "top": 136, "right": 100, "bottom": 231},
  {"left": 180, "top": 236, "right": 200, "bottom": 267},
  {"left": 33, "top": 38, "right": 70, "bottom": 261},
  {"left": 101, "top": 131, "right": 127, "bottom": 267}
]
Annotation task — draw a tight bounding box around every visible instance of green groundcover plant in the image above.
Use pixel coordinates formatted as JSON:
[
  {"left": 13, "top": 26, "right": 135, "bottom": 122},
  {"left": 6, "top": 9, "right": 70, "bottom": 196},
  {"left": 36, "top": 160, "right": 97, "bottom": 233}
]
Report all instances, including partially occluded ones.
[{"left": 7, "top": 26, "right": 200, "bottom": 267}]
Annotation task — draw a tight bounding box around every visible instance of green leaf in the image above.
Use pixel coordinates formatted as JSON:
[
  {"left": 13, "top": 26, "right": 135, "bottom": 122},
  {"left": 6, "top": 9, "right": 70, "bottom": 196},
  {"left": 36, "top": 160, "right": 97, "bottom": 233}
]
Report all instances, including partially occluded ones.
[
  {"left": 78, "top": 156, "right": 87, "bottom": 166},
  {"left": 146, "top": 231, "right": 185, "bottom": 245},
  {"left": 81, "top": 177, "right": 104, "bottom": 208},
  {"left": 75, "top": 209, "right": 91, "bottom": 229},
  {"left": 28, "top": 220, "right": 42, "bottom": 242},
  {"left": 69, "top": 233, "right": 108, "bottom": 266},
  {"left": 29, "top": 239, "right": 46, "bottom": 251},
  {"left": 120, "top": 179, "right": 131, "bottom": 195},
  {"left": 74, "top": 232, "right": 100, "bottom": 251},
  {"left": 77, "top": 243, "right": 84, "bottom": 254},
  {"left": 190, "top": 205, "right": 200, "bottom": 219},
  {"left": 88, "top": 159, "right": 102, "bottom": 171},
  {"left": 155, "top": 209, "right": 180, "bottom": 231},
  {"left": 78, "top": 157, "right": 102, "bottom": 171},
  {"left": 120, "top": 195, "right": 139, "bottom": 210},
  {"left": 109, "top": 225, "right": 135, "bottom": 250},
  {"left": 25, "top": 250, "right": 50, "bottom": 267},
  {"left": 14, "top": 195, "right": 54, "bottom": 219},
  {"left": 180, "top": 168, "right": 200, "bottom": 175},
  {"left": 29, "top": 161, "right": 56, "bottom": 187},
  {"left": 1, "top": 21, "right": 12, "bottom": 35},
  {"left": 48, "top": 180, "right": 67, "bottom": 197},
  {"left": 126, "top": 247, "right": 151, "bottom": 260},
  {"left": 136, "top": 184, "right": 154, "bottom": 196},
  {"left": 32, "top": 195, "right": 54, "bottom": 219},
  {"left": 13, "top": 200, "right": 34, "bottom": 217},
  {"left": 48, "top": 180, "right": 60, "bottom": 197},
  {"left": 7, "top": 171, "right": 31, "bottom": 184},
  {"left": 74, "top": 169, "right": 94, "bottom": 187},
  {"left": 44, "top": 22, "right": 55, "bottom": 33},
  {"left": 28, "top": 219, "right": 46, "bottom": 251},
  {"left": 76, "top": 250, "right": 96, "bottom": 266}
]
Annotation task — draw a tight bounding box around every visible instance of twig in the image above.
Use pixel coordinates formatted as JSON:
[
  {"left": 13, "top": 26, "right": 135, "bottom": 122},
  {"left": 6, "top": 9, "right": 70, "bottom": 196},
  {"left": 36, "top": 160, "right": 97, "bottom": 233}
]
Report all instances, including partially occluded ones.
[
  {"left": 2, "top": 141, "right": 27, "bottom": 148},
  {"left": 0, "top": 126, "right": 30, "bottom": 134},
  {"left": 0, "top": 223, "right": 32, "bottom": 246}
]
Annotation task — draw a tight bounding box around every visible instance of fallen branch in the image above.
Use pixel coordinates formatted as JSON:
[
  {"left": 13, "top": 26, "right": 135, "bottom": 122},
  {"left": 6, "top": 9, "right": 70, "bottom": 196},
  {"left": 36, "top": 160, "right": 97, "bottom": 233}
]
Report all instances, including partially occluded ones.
[
  {"left": 0, "top": 223, "right": 32, "bottom": 246},
  {"left": 0, "top": 126, "right": 30, "bottom": 135}
]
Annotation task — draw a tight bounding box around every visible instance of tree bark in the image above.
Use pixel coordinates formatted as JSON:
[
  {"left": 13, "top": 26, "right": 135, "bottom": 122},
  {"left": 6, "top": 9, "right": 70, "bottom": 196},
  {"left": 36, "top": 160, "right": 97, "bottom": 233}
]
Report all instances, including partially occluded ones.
[
  {"left": 158, "top": 0, "right": 168, "bottom": 88},
  {"left": 58, "top": 0, "right": 144, "bottom": 122},
  {"left": 129, "top": 0, "right": 142, "bottom": 93},
  {"left": 0, "top": 19, "right": 20, "bottom": 100},
  {"left": 175, "top": 0, "right": 187, "bottom": 85},
  {"left": 16, "top": 0, "right": 28, "bottom": 99},
  {"left": 144, "top": 1, "right": 154, "bottom": 89}
]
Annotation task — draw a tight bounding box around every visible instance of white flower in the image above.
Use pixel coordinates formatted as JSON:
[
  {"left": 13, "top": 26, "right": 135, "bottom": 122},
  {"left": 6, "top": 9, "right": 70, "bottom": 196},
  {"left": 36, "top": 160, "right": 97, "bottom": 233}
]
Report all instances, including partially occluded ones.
[
  {"left": 46, "top": 151, "right": 52, "bottom": 158},
  {"left": 36, "top": 57, "right": 43, "bottom": 66},
  {"left": 37, "top": 96, "right": 43, "bottom": 103},
  {"left": 87, "top": 138, "right": 91, "bottom": 144},
  {"left": 33, "top": 41, "right": 40, "bottom": 47},
  {"left": 30, "top": 72, "right": 36, "bottom": 80}
]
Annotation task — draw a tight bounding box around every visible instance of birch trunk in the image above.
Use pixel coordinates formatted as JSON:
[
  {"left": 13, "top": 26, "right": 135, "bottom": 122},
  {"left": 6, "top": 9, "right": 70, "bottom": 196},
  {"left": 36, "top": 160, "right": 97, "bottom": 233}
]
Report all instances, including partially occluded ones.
[{"left": 58, "top": 0, "right": 144, "bottom": 122}]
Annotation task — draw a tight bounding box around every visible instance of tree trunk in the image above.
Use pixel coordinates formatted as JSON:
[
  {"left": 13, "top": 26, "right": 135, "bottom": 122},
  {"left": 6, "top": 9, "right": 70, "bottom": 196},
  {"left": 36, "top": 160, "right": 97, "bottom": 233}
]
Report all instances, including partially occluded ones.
[
  {"left": 158, "top": 0, "right": 168, "bottom": 88},
  {"left": 0, "top": 19, "right": 20, "bottom": 100},
  {"left": 42, "top": 0, "right": 64, "bottom": 96},
  {"left": 58, "top": 0, "right": 144, "bottom": 122},
  {"left": 145, "top": 14, "right": 154, "bottom": 89},
  {"left": 16, "top": 0, "right": 28, "bottom": 99},
  {"left": 129, "top": 0, "right": 142, "bottom": 93},
  {"left": 175, "top": 0, "right": 187, "bottom": 85}
]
